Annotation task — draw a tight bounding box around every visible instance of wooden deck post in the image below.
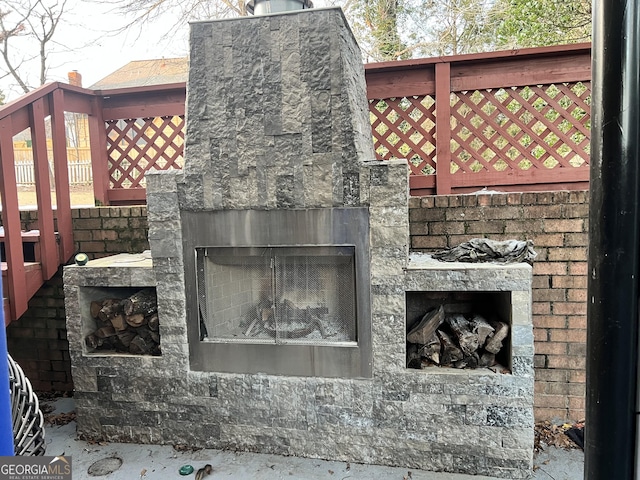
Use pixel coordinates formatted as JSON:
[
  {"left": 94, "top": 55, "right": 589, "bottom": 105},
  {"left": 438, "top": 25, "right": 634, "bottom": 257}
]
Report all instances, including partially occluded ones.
[
  {"left": 29, "top": 98, "right": 58, "bottom": 280},
  {"left": 50, "top": 89, "right": 74, "bottom": 263},
  {"left": 0, "top": 117, "right": 28, "bottom": 321},
  {"left": 88, "top": 96, "right": 109, "bottom": 206},
  {"left": 435, "top": 62, "right": 452, "bottom": 195}
]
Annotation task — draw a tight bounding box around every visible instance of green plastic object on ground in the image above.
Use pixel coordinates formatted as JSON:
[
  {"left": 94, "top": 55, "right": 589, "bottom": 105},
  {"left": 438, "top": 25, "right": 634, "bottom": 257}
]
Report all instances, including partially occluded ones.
[{"left": 179, "top": 465, "right": 194, "bottom": 475}]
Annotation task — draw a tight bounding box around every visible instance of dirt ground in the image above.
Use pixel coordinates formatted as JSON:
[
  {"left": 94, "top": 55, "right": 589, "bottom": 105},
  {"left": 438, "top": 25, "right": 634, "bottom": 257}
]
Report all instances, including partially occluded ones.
[{"left": 12, "top": 185, "right": 96, "bottom": 209}]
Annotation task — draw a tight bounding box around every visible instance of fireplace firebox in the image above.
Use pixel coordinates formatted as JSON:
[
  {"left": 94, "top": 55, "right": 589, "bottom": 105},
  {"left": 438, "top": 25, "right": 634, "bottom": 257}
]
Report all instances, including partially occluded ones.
[
  {"left": 183, "top": 208, "right": 372, "bottom": 378},
  {"left": 197, "top": 246, "right": 357, "bottom": 344}
]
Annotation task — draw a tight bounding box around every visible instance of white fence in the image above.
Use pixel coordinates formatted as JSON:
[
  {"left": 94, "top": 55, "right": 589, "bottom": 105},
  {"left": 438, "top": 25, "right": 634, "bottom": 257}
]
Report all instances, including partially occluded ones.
[
  {"left": 15, "top": 160, "right": 93, "bottom": 185},
  {"left": 13, "top": 146, "right": 93, "bottom": 186}
]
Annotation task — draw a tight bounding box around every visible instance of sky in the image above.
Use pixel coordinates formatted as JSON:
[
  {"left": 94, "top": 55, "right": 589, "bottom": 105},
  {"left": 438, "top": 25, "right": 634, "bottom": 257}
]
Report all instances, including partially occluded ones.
[{"left": 0, "top": 0, "right": 192, "bottom": 101}]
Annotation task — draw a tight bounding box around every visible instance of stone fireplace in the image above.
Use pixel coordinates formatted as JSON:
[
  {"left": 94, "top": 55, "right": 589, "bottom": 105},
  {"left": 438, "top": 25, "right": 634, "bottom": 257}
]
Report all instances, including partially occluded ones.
[{"left": 64, "top": 7, "right": 534, "bottom": 478}]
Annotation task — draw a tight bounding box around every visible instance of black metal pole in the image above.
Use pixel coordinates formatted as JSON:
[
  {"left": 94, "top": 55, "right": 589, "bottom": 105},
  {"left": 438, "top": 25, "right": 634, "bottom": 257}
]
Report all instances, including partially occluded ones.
[{"left": 586, "top": 0, "right": 640, "bottom": 477}]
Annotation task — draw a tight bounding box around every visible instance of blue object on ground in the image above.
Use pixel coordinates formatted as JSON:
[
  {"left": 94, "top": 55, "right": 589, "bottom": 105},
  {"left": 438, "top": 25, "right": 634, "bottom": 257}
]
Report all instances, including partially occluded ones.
[{"left": 0, "top": 274, "right": 15, "bottom": 454}]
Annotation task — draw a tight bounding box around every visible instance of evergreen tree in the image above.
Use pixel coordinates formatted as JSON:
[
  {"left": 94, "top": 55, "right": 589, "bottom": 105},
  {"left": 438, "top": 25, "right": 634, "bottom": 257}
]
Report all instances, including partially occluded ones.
[{"left": 491, "top": 0, "right": 591, "bottom": 48}]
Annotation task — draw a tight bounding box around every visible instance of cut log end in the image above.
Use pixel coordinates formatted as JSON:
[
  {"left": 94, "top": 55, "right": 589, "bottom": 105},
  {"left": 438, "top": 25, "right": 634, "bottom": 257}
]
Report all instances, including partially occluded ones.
[
  {"left": 86, "top": 289, "right": 161, "bottom": 356},
  {"left": 123, "top": 288, "right": 158, "bottom": 317},
  {"left": 407, "top": 305, "right": 445, "bottom": 345},
  {"left": 485, "top": 321, "right": 509, "bottom": 354},
  {"left": 438, "top": 330, "right": 464, "bottom": 366}
]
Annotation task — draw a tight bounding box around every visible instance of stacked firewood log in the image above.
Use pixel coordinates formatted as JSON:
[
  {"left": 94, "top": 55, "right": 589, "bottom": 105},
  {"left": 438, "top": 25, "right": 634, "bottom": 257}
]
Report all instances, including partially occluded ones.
[
  {"left": 407, "top": 305, "right": 509, "bottom": 370},
  {"left": 85, "top": 288, "right": 160, "bottom": 356}
]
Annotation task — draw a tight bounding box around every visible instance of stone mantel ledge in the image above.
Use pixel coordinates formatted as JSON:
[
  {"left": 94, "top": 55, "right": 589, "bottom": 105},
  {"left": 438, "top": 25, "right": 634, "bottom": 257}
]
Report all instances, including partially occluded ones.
[
  {"left": 63, "top": 252, "right": 156, "bottom": 287},
  {"left": 405, "top": 252, "right": 532, "bottom": 292},
  {"left": 75, "top": 251, "right": 152, "bottom": 268}
]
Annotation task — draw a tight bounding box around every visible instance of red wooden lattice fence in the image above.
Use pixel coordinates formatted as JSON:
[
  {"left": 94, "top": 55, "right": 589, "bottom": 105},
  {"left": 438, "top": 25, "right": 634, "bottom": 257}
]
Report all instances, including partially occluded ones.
[
  {"left": 97, "top": 44, "right": 591, "bottom": 199},
  {"left": 96, "top": 83, "right": 186, "bottom": 204},
  {"left": 97, "top": 44, "right": 591, "bottom": 200},
  {"left": 366, "top": 43, "right": 591, "bottom": 194},
  {"left": 370, "top": 96, "right": 437, "bottom": 176},
  {"left": 106, "top": 115, "right": 185, "bottom": 190}
]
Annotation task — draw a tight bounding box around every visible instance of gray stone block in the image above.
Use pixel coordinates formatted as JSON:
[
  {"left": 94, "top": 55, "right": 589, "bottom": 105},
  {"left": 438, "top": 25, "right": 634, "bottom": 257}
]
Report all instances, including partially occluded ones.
[
  {"left": 512, "top": 355, "right": 535, "bottom": 376},
  {"left": 343, "top": 172, "right": 360, "bottom": 206},
  {"left": 71, "top": 366, "right": 98, "bottom": 392},
  {"left": 177, "top": 175, "right": 206, "bottom": 211},
  {"left": 369, "top": 164, "right": 389, "bottom": 186},
  {"left": 486, "top": 405, "right": 534, "bottom": 427}
]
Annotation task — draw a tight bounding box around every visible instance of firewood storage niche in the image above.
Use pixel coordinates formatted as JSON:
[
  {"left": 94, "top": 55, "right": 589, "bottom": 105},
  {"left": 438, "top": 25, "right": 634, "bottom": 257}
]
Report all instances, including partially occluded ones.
[
  {"left": 406, "top": 290, "right": 512, "bottom": 372},
  {"left": 183, "top": 208, "right": 372, "bottom": 378},
  {"left": 79, "top": 286, "right": 160, "bottom": 356}
]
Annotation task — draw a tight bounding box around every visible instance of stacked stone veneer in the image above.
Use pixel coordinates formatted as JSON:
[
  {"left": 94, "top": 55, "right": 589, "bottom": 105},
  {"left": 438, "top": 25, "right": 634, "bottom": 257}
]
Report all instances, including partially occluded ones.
[
  {"left": 181, "top": 8, "right": 373, "bottom": 209},
  {"left": 64, "top": 8, "right": 533, "bottom": 479}
]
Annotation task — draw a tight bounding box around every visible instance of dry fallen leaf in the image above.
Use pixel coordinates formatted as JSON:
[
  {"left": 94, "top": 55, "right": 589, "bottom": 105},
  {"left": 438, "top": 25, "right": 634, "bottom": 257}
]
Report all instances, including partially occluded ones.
[
  {"left": 534, "top": 420, "right": 583, "bottom": 452},
  {"left": 172, "top": 444, "right": 202, "bottom": 452},
  {"left": 45, "top": 411, "right": 77, "bottom": 426},
  {"left": 140, "top": 468, "right": 147, "bottom": 478}
]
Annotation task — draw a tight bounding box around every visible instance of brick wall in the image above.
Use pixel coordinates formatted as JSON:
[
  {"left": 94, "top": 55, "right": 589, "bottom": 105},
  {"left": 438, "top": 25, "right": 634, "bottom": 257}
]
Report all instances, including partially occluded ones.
[
  {"left": 7, "top": 206, "right": 149, "bottom": 391},
  {"left": 409, "top": 190, "right": 588, "bottom": 422},
  {"left": 6, "top": 269, "right": 71, "bottom": 391},
  {"left": 20, "top": 206, "right": 149, "bottom": 260}
]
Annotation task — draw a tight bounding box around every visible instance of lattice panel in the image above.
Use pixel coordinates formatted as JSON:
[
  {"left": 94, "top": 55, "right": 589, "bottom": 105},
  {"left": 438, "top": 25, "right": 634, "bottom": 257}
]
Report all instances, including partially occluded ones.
[
  {"left": 106, "top": 115, "right": 185, "bottom": 189},
  {"left": 450, "top": 83, "right": 591, "bottom": 175},
  {"left": 369, "top": 96, "right": 436, "bottom": 175}
]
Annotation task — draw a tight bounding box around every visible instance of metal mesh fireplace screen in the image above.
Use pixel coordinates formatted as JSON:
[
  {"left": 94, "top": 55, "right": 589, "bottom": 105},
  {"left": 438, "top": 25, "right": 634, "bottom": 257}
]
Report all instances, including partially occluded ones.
[{"left": 197, "top": 246, "right": 357, "bottom": 345}]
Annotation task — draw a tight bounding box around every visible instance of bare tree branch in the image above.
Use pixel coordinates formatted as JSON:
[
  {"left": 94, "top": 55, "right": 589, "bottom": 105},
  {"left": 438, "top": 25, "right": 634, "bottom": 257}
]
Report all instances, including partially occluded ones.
[
  {"left": 101, "top": 0, "right": 592, "bottom": 77},
  {"left": 0, "top": 0, "right": 68, "bottom": 93},
  {"left": 111, "top": 0, "right": 247, "bottom": 34},
  {"left": 0, "top": 8, "right": 32, "bottom": 92}
]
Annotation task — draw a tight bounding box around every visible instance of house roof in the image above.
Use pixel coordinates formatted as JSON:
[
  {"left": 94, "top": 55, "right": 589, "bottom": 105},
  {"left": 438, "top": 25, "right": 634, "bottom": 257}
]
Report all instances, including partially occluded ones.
[{"left": 89, "top": 58, "right": 188, "bottom": 90}]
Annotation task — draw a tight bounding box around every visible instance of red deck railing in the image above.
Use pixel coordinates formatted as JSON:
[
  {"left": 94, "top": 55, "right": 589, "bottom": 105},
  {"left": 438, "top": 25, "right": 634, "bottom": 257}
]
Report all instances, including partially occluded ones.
[
  {"left": 0, "top": 83, "right": 80, "bottom": 323},
  {"left": 0, "top": 43, "right": 591, "bottom": 322},
  {"left": 0, "top": 83, "right": 185, "bottom": 322},
  {"left": 96, "top": 84, "right": 186, "bottom": 204}
]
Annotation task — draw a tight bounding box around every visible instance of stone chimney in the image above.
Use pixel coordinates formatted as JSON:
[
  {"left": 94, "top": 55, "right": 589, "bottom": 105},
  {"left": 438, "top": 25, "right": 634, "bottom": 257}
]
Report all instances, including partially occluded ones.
[
  {"left": 67, "top": 70, "right": 82, "bottom": 87},
  {"left": 182, "top": 9, "right": 375, "bottom": 210}
]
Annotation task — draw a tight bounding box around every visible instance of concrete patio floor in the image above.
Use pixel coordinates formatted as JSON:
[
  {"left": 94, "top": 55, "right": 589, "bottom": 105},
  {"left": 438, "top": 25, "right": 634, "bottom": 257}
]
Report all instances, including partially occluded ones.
[{"left": 42, "top": 398, "right": 583, "bottom": 480}]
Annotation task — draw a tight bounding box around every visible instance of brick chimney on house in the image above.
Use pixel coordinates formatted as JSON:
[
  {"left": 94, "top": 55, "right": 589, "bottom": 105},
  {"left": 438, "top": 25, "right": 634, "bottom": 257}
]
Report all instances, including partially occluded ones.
[{"left": 67, "top": 70, "right": 82, "bottom": 87}]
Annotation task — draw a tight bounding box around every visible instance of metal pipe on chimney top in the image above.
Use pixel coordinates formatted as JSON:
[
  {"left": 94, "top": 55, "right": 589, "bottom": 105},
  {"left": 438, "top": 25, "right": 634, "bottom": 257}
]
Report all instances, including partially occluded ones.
[
  {"left": 587, "top": 0, "right": 640, "bottom": 477},
  {"left": 246, "top": 0, "right": 313, "bottom": 15}
]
